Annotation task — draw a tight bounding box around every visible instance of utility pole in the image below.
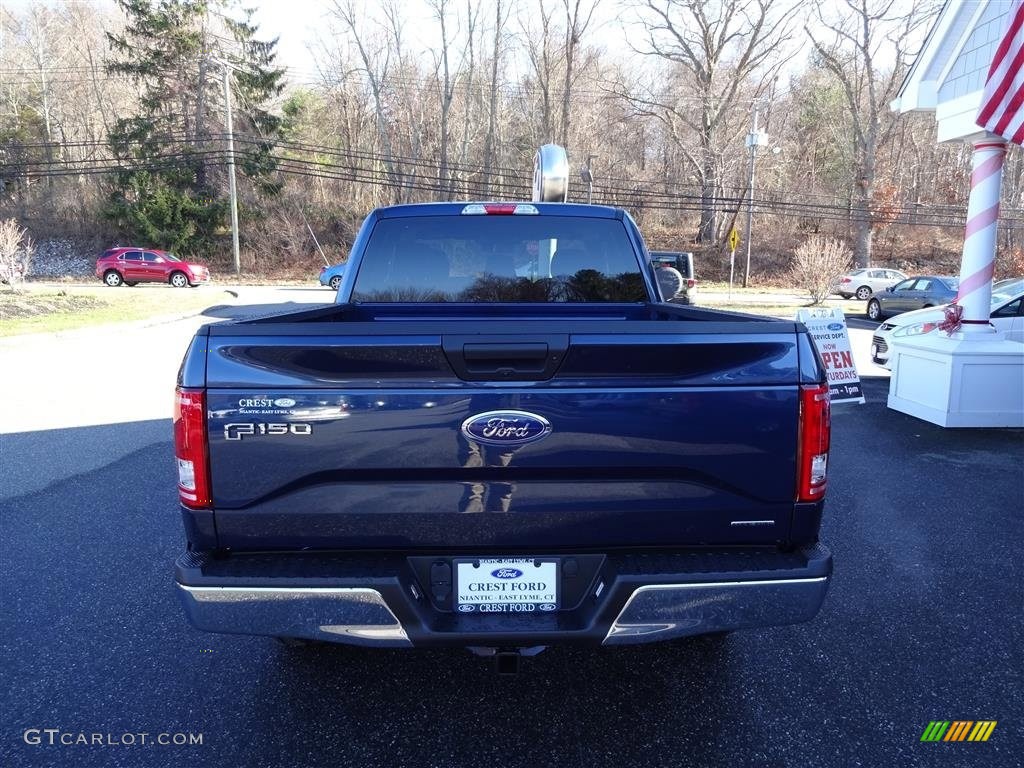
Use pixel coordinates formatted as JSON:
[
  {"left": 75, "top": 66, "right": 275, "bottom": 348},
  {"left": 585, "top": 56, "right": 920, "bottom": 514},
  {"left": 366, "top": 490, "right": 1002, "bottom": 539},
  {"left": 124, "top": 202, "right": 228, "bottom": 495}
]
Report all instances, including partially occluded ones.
[
  {"left": 221, "top": 64, "right": 241, "bottom": 275},
  {"left": 743, "top": 104, "right": 766, "bottom": 288}
]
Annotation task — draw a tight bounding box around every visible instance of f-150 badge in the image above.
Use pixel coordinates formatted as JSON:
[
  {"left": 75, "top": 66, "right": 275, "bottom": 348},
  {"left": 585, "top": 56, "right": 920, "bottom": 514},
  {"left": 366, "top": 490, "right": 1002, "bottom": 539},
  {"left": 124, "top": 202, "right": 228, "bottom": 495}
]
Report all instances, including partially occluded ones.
[
  {"left": 461, "top": 411, "right": 551, "bottom": 446},
  {"left": 224, "top": 423, "right": 312, "bottom": 441}
]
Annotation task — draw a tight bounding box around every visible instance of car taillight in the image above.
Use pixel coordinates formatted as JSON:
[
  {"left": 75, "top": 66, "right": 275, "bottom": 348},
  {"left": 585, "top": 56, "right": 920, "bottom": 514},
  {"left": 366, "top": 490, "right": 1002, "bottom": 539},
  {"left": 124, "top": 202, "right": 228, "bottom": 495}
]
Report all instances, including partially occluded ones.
[
  {"left": 174, "top": 387, "right": 211, "bottom": 509},
  {"left": 320, "top": 266, "right": 327, "bottom": 274},
  {"left": 686, "top": 279, "right": 696, "bottom": 289},
  {"left": 797, "top": 383, "right": 830, "bottom": 502},
  {"left": 841, "top": 277, "right": 851, "bottom": 283}
]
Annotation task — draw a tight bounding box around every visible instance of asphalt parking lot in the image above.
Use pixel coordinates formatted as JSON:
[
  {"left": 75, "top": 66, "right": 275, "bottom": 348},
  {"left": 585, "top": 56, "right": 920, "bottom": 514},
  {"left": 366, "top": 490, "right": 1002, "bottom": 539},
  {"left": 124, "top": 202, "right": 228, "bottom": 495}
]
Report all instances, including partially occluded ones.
[{"left": 1, "top": 295, "right": 1022, "bottom": 767}]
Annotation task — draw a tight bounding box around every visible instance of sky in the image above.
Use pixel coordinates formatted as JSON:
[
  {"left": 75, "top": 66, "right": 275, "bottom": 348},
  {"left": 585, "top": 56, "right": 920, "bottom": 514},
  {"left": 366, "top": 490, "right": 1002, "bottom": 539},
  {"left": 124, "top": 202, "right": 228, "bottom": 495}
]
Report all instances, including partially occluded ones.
[
  {"left": 1, "top": 0, "right": 930, "bottom": 87},
  {"left": 247, "top": 0, "right": 645, "bottom": 84}
]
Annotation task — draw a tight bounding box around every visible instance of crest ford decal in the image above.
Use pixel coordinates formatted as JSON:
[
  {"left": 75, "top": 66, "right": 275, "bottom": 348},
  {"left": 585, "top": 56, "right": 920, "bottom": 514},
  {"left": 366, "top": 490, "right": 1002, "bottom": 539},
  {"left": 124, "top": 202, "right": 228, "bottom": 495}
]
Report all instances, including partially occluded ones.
[{"left": 461, "top": 411, "right": 552, "bottom": 447}]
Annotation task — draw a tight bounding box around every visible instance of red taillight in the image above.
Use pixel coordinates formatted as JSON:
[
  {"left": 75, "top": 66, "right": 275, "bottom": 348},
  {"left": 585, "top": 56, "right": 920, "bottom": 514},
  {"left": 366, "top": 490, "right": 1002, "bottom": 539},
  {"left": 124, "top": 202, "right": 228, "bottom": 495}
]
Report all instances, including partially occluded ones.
[
  {"left": 686, "top": 279, "right": 696, "bottom": 289},
  {"left": 484, "top": 203, "right": 517, "bottom": 214},
  {"left": 841, "top": 277, "right": 851, "bottom": 283},
  {"left": 320, "top": 266, "right": 327, "bottom": 274},
  {"left": 797, "top": 384, "right": 830, "bottom": 502},
  {"left": 174, "top": 387, "right": 211, "bottom": 509}
]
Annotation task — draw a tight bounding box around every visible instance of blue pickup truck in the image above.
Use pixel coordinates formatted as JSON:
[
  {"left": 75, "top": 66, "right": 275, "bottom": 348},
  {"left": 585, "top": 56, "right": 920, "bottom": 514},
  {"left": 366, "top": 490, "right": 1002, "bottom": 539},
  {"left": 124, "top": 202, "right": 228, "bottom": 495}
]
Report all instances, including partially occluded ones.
[{"left": 173, "top": 200, "right": 832, "bottom": 662}]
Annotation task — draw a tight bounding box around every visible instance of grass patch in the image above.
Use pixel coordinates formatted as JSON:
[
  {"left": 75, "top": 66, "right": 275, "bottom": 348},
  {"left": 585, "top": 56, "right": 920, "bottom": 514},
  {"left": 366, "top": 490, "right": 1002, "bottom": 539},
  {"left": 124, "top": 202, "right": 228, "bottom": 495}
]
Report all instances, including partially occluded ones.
[
  {"left": 0, "top": 285, "right": 228, "bottom": 336},
  {"left": 697, "top": 281, "right": 797, "bottom": 294}
]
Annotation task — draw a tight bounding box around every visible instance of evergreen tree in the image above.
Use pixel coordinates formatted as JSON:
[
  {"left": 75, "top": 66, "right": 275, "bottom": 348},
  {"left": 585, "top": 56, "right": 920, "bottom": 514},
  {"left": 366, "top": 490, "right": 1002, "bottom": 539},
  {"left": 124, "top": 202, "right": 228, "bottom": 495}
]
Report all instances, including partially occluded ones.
[{"left": 104, "top": 0, "right": 284, "bottom": 258}]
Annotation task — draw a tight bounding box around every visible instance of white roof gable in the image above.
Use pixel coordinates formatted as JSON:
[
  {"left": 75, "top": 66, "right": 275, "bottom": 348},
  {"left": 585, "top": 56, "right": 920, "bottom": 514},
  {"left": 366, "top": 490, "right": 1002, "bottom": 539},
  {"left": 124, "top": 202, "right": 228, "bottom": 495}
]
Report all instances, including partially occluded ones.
[{"left": 893, "top": 0, "right": 1014, "bottom": 143}]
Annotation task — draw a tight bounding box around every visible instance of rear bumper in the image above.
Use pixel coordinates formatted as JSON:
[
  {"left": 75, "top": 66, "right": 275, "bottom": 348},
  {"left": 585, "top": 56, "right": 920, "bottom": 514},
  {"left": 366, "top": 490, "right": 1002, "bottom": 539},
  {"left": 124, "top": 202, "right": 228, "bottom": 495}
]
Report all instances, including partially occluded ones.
[
  {"left": 603, "top": 576, "right": 827, "bottom": 644},
  {"left": 178, "top": 585, "right": 412, "bottom": 646},
  {"left": 176, "top": 545, "right": 832, "bottom": 648}
]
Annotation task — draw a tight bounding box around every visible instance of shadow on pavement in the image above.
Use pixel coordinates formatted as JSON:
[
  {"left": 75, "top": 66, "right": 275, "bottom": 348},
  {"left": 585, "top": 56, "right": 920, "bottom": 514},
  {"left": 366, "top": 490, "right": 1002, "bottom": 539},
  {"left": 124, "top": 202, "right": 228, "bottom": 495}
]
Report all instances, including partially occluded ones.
[{"left": 2, "top": 398, "right": 1022, "bottom": 767}]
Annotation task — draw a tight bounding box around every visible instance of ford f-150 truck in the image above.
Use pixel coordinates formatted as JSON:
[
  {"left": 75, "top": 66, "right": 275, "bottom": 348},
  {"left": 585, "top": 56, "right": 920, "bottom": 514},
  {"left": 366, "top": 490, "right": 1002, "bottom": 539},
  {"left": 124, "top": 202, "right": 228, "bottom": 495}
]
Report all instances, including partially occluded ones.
[{"left": 173, "top": 200, "right": 832, "bottom": 662}]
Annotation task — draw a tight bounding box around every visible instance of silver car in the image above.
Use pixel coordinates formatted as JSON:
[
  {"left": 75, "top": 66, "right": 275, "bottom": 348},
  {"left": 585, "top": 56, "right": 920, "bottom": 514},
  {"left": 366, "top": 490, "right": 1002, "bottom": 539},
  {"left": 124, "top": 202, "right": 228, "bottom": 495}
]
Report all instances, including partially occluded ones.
[{"left": 832, "top": 268, "right": 908, "bottom": 300}]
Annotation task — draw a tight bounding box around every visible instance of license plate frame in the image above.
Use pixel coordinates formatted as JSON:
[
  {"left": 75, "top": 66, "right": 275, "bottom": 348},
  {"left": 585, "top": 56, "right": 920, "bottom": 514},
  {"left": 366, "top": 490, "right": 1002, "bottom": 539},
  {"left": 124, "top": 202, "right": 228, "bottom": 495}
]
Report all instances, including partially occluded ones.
[{"left": 453, "top": 557, "right": 559, "bottom": 614}]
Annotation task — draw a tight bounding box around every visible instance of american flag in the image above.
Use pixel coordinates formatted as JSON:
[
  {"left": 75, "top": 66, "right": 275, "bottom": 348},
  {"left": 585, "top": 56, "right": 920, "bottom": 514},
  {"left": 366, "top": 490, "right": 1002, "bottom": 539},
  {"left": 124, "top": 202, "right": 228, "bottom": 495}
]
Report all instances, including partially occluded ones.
[{"left": 977, "top": 0, "right": 1024, "bottom": 145}]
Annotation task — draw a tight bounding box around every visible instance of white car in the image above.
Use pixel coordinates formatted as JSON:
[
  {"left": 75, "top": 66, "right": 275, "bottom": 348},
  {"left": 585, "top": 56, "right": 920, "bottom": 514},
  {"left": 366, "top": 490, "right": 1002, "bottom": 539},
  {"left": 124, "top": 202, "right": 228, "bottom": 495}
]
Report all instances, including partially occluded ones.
[
  {"left": 833, "top": 268, "right": 908, "bottom": 300},
  {"left": 871, "top": 277, "right": 1024, "bottom": 368}
]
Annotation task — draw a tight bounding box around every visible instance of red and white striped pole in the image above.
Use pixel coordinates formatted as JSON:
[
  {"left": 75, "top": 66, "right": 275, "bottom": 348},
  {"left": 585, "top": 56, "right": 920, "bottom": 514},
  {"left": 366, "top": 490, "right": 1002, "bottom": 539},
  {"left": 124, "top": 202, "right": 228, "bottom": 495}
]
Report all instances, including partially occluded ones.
[{"left": 953, "top": 139, "right": 1006, "bottom": 334}]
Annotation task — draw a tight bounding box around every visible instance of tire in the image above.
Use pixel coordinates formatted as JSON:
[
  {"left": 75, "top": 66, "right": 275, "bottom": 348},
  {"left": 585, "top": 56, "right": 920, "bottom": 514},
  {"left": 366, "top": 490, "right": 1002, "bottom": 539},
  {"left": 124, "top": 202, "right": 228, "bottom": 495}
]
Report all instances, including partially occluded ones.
[
  {"left": 655, "top": 266, "right": 684, "bottom": 299},
  {"left": 170, "top": 271, "right": 189, "bottom": 288},
  {"left": 855, "top": 285, "right": 872, "bottom": 300},
  {"left": 329, "top": 275, "right": 342, "bottom": 291},
  {"left": 866, "top": 298, "right": 882, "bottom": 321},
  {"left": 103, "top": 270, "right": 123, "bottom": 287}
]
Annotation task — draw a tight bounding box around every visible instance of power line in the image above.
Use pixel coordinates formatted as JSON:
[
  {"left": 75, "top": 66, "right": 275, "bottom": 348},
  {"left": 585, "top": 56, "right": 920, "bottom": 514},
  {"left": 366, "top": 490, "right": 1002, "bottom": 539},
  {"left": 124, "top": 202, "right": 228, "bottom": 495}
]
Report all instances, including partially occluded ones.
[{"left": 4, "top": 135, "right": 1020, "bottom": 230}]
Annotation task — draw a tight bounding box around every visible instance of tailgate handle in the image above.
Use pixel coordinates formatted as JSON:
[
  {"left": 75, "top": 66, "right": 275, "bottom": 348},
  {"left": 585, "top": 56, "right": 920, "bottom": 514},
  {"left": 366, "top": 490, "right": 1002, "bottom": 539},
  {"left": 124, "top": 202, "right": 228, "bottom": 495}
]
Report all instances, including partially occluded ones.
[
  {"left": 442, "top": 335, "right": 569, "bottom": 381},
  {"left": 463, "top": 343, "right": 548, "bottom": 363}
]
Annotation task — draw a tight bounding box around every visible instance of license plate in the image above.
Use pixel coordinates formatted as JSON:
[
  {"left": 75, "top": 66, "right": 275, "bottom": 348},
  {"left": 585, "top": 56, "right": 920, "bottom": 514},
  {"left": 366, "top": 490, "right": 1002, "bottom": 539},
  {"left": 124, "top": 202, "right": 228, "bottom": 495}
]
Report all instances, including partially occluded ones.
[{"left": 454, "top": 558, "right": 558, "bottom": 613}]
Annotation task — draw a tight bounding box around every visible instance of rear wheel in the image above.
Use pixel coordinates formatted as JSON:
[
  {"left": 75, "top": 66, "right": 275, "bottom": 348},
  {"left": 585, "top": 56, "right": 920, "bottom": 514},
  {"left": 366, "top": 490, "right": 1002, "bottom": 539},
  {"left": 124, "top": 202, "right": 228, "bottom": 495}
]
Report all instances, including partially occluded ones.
[
  {"left": 855, "top": 285, "right": 871, "bottom": 300},
  {"left": 103, "top": 270, "right": 123, "bottom": 287},
  {"left": 170, "top": 271, "right": 189, "bottom": 288},
  {"left": 867, "top": 298, "right": 882, "bottom": 320},
  {"left": 329, "top": 275, "right": 342, "bottom": 291}
]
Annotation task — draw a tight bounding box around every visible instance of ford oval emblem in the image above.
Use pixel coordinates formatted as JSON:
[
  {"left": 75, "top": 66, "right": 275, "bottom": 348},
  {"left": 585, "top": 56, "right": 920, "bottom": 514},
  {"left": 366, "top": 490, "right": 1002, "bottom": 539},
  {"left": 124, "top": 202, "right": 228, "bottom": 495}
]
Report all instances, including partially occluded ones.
[
  {"left": 827, "top": 323, "right": 843, "bottom": 331},
  {"left": 461, "top": 410, "right": 552, "bottom": 447},
  {"left": 274, "top": 397, "right": 296, "bottom": 408},
  {"left": 491, "top": 568, "right": 523, "bottom": 579}
]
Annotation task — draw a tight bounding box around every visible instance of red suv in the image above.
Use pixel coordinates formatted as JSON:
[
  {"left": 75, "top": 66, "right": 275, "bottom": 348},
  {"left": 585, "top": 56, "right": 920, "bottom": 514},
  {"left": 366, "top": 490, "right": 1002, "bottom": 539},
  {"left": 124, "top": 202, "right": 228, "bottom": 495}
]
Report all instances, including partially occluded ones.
[{"left": 95, "top": 247, "right": 211, "bottom": 288}]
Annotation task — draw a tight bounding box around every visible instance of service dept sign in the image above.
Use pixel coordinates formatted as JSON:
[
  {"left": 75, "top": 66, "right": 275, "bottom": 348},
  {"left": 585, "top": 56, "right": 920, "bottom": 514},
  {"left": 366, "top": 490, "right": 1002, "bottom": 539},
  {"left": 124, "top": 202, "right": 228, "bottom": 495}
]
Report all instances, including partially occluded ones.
[{"left": 796, "top": 308, "right": 865, "bottom": 404}]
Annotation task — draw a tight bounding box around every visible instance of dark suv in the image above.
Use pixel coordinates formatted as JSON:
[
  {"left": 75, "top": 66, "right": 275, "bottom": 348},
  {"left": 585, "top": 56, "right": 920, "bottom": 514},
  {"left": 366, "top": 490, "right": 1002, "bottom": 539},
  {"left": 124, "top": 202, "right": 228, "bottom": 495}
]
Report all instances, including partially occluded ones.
[{"left": 650, "top": 251, "right": 696, "bottom": 304}]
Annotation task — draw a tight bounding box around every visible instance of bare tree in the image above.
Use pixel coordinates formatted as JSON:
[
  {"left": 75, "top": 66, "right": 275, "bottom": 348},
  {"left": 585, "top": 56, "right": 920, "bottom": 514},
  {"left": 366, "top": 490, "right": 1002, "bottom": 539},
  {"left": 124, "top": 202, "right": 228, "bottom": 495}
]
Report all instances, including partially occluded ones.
[
  {"left": 482, "top": 0, "right": 510, "bottom": 196},
  {"left": 457, "top": 1, "right": 482, "bottom": 173},
  {"left": 788, "top": 235, "right": 852, "bottom": 304},
  {"left": 520, "top": 0, "right": 561, "bottom": 143},
  {"left": 0, "top": 219, "right": 33, "bottom": 290},
  {"left": 329, "top": 0, "right": 405, "bottom": 202},
  {"left": 429, "top": 0, "right": 479, "bottom": 198},
  {"left": 624, "top": 0, "right": 800, "bottom": 244},
  {"left": 806, "top": 0, "right": 935, "bottom": 268},
  {"left": 559, "top": 0, "right": 600, "bottom": 148}
]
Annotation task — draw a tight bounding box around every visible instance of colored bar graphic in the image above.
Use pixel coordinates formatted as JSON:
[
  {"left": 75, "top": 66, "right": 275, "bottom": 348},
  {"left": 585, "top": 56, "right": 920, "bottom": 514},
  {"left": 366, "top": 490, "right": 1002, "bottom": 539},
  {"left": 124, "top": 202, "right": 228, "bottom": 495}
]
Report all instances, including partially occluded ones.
[
  {"left": 970, "top": 720, "right": 995, "bottom": 745},
  {"left": 921, "top": 720, "right": 997, "bottom": 742},
  {"left": 945, "top": 721, "right": 973, "bottom": 741},
  {"left": 921, "top": 721, "right": 950, "bottom": 741}
]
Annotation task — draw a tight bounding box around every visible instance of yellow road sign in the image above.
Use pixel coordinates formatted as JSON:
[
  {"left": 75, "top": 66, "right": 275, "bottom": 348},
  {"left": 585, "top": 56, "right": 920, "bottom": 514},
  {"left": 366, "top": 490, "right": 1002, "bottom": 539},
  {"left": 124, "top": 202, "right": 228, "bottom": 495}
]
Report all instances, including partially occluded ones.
[{"left": 729, "top": 228, "right": 740, "bottom": 251}]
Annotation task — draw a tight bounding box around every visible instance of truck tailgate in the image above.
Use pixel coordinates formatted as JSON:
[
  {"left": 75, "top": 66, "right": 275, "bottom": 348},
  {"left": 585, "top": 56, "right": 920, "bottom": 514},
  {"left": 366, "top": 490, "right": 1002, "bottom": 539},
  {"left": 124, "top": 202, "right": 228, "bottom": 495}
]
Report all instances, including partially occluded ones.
[{"left": 201, "top": 319, "right": 806, "bottom": 550}]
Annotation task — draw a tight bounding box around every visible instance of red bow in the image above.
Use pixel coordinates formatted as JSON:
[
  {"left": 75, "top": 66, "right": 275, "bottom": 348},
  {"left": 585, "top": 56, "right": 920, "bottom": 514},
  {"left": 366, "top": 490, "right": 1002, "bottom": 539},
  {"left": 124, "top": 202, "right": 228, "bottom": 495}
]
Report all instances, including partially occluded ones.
[{"left": 938, "top": 303, "right": 963, "bottom": 334}]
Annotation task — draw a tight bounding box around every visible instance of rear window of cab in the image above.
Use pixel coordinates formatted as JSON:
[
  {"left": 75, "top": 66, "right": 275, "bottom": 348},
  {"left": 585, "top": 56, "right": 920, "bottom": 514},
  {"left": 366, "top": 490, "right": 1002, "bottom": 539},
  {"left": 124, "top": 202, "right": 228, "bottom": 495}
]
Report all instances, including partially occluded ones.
[{"left": 352, "top": 216, "right": 646, "bottom": 303}]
